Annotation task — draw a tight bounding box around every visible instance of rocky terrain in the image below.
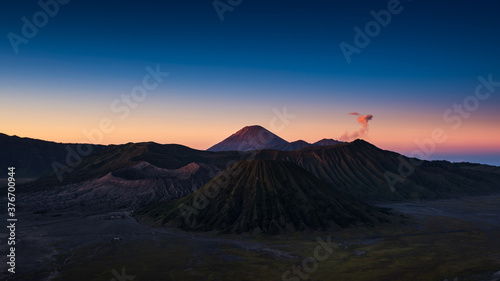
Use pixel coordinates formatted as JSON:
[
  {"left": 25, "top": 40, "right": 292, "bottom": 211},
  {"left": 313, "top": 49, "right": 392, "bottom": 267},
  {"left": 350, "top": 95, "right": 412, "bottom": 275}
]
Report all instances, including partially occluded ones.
[{"left": 136, "top": 160, "right": 396, "bottom": 234}]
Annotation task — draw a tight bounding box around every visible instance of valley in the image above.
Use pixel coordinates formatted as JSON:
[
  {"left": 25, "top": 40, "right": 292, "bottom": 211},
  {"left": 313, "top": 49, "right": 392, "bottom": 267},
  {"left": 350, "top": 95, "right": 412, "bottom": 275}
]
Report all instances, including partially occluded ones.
[
  {"left": 2, "top": 128, "right": 500, "bottom": 281},
  {"left": 2, "top": 194, "right": 500, "bottom": 281}
]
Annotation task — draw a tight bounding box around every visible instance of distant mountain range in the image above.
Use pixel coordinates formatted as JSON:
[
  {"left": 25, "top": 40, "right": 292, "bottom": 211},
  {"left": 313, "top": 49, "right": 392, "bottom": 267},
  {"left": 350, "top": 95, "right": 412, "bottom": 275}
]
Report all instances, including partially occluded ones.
[
  {"left": 207, "top": 125, "right": 343, "bottom": 152},
  {"left": 0, "top": 127, "right": 342, "bottom": 180},
  {"left": 0, "top": 133, "right": 103, "bottom": 178},
  {"left": 2, "top": 126, "right": 500, "bottom": 233},
  {"left": 3, "top": 128, "right": 500, "bottom": 202}
]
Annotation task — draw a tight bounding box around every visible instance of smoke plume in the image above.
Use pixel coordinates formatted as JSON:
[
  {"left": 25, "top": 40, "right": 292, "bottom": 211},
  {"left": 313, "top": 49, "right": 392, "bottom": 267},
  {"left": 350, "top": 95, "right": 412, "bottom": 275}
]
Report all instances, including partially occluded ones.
[{"left": 340, "top": 112, "right": 374, "bottom": 141}]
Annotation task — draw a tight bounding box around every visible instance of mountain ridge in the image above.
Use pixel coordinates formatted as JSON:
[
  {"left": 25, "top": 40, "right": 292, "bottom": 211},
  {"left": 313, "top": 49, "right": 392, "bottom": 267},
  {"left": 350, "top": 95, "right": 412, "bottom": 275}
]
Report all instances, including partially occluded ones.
[
  {"left": 207, "top": 125, "right": 344, "bottom": 152},
  {"left": 5, "top": 132, "right": 500, "bottom": 203},
  {"left": 0, "top": 133, "right": 104, "bottom": 179},
  {"left": 135, "top": 159, "right": 396, "bottom": 234}
]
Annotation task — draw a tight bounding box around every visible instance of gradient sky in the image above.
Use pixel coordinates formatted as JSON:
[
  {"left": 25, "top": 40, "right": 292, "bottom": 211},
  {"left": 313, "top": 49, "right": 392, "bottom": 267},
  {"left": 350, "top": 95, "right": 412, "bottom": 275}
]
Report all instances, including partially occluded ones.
[{"left": 1, "top": 0, "right": 499, "bottom": 165}]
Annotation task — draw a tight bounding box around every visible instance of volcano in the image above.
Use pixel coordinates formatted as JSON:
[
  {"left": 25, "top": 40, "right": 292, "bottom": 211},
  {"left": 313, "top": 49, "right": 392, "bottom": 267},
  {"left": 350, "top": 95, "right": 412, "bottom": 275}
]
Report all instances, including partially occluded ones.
[
  {"left": 207, "top": 125, "right": 288, "bottom": 152},
  {"left": 136, "top": 159, "right": 393, "bottom": 234}
]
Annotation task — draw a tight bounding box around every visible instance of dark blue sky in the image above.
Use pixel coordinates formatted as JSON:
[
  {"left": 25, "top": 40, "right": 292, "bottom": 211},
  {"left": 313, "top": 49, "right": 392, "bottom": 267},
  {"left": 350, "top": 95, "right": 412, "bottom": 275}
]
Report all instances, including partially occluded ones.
[
  {"left": 1, "top": 0, "right": 499, "bottom": 164},
  {"left": 2, "top": 0, "right": 499, "bottom": 81}
]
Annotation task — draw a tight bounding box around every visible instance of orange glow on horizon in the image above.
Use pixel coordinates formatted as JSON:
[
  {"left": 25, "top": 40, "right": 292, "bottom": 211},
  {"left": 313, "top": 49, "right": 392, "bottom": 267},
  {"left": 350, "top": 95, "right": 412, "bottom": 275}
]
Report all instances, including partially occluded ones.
[
  {"left": 3, "top": 121, "right": 499, "bottom": 155},
  {"left": 2, "top": 93, "right": 499, "bottom": 155}
]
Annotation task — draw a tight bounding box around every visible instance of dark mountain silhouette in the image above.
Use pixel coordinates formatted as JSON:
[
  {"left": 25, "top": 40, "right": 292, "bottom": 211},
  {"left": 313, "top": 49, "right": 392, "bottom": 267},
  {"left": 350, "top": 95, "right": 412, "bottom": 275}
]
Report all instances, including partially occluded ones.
[
  {"left": 20, "top": 142, "right": 245, "bottom": 191},
  {"left": 2, "top": 125, "right": 344, "bottom": 182},
  {"left": 0, "top": 133, "right": 103, "bottom": 179},
  {"left": 313, "top": 138, "right": 343, "bottom": 146},
  {"left": 207, "top": 125, "right": 289, "bottom": 152},
  {"left": 207, "top": 126, "right": 344, "bottom": 152},
  {"left": 453, "top": 162, "right": 500, "bottom": 175},
  {"left": 136, "top": 160, "right": 394, "bottom": 234},
  {"left": 270, "top": 139, "right": 345, "bottom": 151},
  {"left": 254, "top": 140, "right": 500, "bottom": 201},
  {"left": 19, "top": 161, "right": 222, "bottom": 214},
  {"left": 7, "top": 132, "right": 500, "bottom": 203},
  {"left": 270, "top": 140, "right": 310, "bottom": 151}
]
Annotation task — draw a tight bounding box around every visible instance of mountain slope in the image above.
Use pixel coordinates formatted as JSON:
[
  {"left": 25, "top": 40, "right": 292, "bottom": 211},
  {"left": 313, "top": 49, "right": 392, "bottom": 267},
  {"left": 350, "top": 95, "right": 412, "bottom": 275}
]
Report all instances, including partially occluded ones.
[
  {"left": 313, "top": 138, "right": 343, "bottom": 146},
  {"left": 14, "top": 134, "right": 500, "bottom": 203},
  {"left": 270, "top": 140, "right": 310, "bottom": 151},
  {"left": 19, "top": 161, "right": 222, "bottom": 214},
  {"left": 20, "top": 142, "right": 245, "bottom": 191},
  {"left": 254, "top": 140, "right": 500, "bottom": 201},
  {"left": 207, "top": 125, "right": 288, "bottom": 152},
  {"left": 207, "top": 126, "right": 344, "bottom": 152},
  {"left": 136, "top": 160, "right": 394, "bottom": 234},
  {"left": 454, "top": 163, "right": 500, "bottom": 175},
  {"left": 0, "top": 133, "right": 103, "bottom": 179},
  {"left": 271, "top": 139, "right": 344, "bottom": 151}
]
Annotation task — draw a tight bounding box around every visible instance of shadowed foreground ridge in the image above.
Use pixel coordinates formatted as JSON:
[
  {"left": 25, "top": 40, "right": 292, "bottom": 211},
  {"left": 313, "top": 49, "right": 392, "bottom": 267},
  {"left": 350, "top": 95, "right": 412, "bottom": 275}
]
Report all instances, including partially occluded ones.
[
  {"left": 255, "top": 139, "right": 500, "bottom": 201},
  {"left": 136, "top": 159, "right": 394, "bottom": 234}
]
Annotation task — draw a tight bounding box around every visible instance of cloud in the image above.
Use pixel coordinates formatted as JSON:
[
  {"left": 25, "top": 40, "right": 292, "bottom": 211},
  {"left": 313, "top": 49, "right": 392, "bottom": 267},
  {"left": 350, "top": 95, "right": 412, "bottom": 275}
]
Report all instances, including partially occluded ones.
[{"left": 340, "top": 112, "right": 374, "bottom": 141}]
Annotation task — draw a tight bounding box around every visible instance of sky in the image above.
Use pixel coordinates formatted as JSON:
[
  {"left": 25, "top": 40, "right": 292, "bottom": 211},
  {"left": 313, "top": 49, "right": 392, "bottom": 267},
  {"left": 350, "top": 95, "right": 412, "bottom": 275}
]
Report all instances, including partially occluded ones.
[{"left": 0, "top": 0, "right": 499, "bottom": 165}]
